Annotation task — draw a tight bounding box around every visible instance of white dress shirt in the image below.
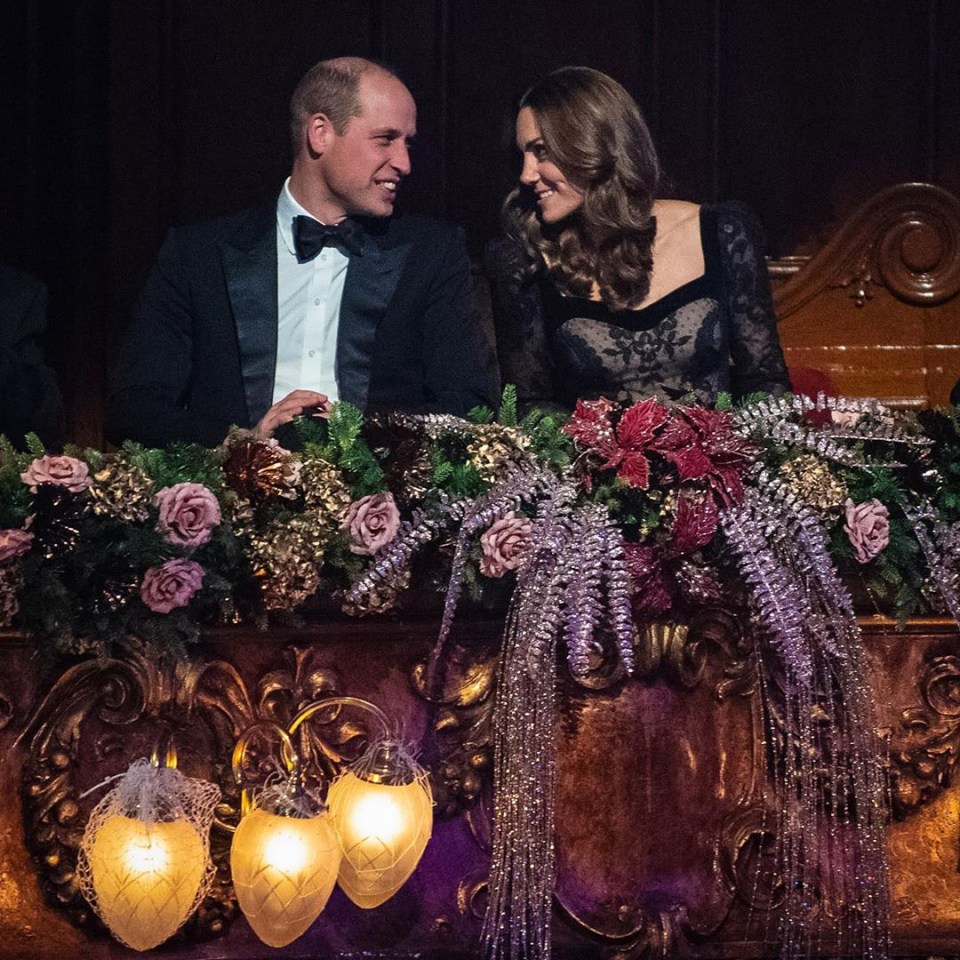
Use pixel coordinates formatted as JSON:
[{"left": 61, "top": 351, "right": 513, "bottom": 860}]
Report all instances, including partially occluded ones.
[{"left": 273, "top": 178, "right": 349, "bottom": 403}]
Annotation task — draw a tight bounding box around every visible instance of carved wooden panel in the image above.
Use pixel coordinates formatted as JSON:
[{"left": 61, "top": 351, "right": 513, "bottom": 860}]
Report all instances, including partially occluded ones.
[
  {"left": 866, "top": 617, "right": 960, "bottom": 955},
  {"left": 3, "top": 614, "right": 960, "bottom": 958},
  {"left": 772, "top": 183, "right": 960, "bottom": 409}
]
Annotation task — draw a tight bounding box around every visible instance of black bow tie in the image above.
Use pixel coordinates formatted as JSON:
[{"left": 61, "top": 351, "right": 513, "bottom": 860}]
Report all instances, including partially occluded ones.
[{"left": 293, "top": 215, "right": 363, "bottom": 261}]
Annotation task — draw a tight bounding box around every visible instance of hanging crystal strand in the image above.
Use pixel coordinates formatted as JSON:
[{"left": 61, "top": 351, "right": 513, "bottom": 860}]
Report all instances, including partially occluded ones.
[
  {"left": 481, "top": 599, "right": 556, "bottom": 960},
  {"left": 601, "top": 524, "right": 638, "bottom": 676},
  {"left": 561, "top": 505, "right": 606, "bottom": 681},
  {"left": 733, "top": 394, "right": 927, "bottom": 469},
  {"left": 772, "top": 463, "right": 890, "bottom": 959},
  {"left": 901, "top": 498, "right": 960, "bottom": 623},
  {"left": 345, "top": 496, "right": 469, "bottom": 603},
  {"left": 482, "top": 488, "right": 570, "bottom": 960},
  {"left": 481, "top": 481, "right": 638, "bottom": 960},
  {"left": 721, "top": 495, "right": 821, "bottom": 955},
  {"left": 721, "top": 492, "right": 816, "bottom": 683},
  {"left": 720, "top": 486, "right": 890, "bottom": 960},
  {"left": 426, "top": 463, "right": 560, "bottom": 694}
]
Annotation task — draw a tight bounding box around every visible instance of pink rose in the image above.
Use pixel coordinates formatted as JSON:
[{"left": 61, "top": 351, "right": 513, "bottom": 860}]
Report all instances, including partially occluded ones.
[
  {"left": 844, "top": 498, "right": 890, "bottom": 564},
  {"left": 20, "top": 455, "right": 91, "bottom": 493},
  {"left": 0, "top": 528, "right": 33, "bottom": 563},
  {"left": 342, "top": 492, "right": 400, "bottom": 556},
  {"left": 140, "top": 559, "right": 205, "bottom": 613},
  {"left": 155, "top": 482, "right": 222, "bottom": 547},
  {"left": 479, "top": 512, "right": 534, "bottom": 578}
]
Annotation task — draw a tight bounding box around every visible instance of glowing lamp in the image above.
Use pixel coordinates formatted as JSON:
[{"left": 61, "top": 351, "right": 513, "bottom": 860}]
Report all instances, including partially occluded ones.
[
  {"left": 88, "top": 814, "right": 207, "bottom": 951},
  {"left": 327, "top": 741, "right": 433, "bottom": 908},
  {"left": 230, "top": 806, "right": 340, "bottom": 947},
  {"left": 78, "top": 756, "right": 219, "bottom": 952}
]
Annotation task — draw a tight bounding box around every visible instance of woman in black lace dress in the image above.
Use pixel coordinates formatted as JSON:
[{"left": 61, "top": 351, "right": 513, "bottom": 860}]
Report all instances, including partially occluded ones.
[{"left": 485, "top": 66, "right": 791, "bottom": 413}]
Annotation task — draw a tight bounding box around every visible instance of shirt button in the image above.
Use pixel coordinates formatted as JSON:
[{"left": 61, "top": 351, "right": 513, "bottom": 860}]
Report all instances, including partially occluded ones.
[
  {"left": 320, "top": 254, "right": 327, "bottom": 261},
  {"left": 314, "top": 298, "right": 321, "bottom": 305},
  {"left": 308, "top": 349, "right": 316, "bottom": 358}
]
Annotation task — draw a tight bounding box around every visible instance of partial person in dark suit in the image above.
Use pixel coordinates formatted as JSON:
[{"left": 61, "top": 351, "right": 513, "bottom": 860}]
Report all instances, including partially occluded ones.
[
  {"left": 0, "top": 263, "right": 64, "bottom": 448},
  {"left": 106, "top": 57, "right": 499, "bottom": 448}
]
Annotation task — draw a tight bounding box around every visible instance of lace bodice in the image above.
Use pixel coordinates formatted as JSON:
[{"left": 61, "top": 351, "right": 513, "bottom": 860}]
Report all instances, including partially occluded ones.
[{"left": 484, "top": 203, "right": 790, "bottom": 412}]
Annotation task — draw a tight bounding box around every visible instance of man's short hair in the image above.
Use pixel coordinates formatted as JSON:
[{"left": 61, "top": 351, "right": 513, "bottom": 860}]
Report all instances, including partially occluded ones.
[{"left": 289, "top": 57, "right": 400, "bottom": 154}]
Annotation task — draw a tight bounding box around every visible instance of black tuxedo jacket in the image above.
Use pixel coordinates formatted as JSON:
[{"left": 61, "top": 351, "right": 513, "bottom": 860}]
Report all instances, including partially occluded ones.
[{"left": 106, "top": 202, "right": 499, "bottom": 447}]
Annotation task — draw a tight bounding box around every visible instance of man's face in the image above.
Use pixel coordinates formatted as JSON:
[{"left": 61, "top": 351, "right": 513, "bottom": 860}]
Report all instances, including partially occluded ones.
[{"left": 317, "top": 73, "right": 417, "bottom": 220}]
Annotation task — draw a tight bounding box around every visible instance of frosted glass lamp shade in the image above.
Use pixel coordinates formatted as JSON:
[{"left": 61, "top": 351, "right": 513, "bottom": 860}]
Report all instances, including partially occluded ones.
[
  {"left": 89, "top": 814, "right": 207, "bottom": 951},
  {"left": 327, "top": 771, "right": 432, "bottom": 908},
  {"left": 230, "top": 807, "right": 340, "bottom": 947}
]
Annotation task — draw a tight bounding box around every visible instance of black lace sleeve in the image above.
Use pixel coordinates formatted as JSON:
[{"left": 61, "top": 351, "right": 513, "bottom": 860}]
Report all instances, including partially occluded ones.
[
  {"left": 714, "top": 203, "right": 791, "bottom": 399},
  {"left": 483, "top": 236, "right": 565, "bottom": 414}
]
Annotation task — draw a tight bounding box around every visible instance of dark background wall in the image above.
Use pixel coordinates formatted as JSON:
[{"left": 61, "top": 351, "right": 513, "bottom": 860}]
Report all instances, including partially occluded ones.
[{"left": 1, "top": 0, "right": 957, "bottom": 447}]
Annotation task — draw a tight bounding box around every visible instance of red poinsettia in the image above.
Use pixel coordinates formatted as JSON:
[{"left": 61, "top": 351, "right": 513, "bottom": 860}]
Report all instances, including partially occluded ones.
[
  {"left": 669, "top": 491, "right": 720, "bottom": 554},
  {"left": 625, "top": 493, "right": 725, "bottom": 622},
  {"left": 651, "top": 406, "right": 756, "bottom": 507},
  {"left": 623, "top": 542, "right": 674, "bottom": 619},
  {"left": 563, "top": 398, "right": 756, "bottom": 623},
  {"left": 564, "top": 398, "right": 754, "bottom": 503},
  {"left": 563, "top": 396, "right": 669, "bottom": 489},
  {"left": 625, "top": 543, "right": 724, "bottom": 622}
]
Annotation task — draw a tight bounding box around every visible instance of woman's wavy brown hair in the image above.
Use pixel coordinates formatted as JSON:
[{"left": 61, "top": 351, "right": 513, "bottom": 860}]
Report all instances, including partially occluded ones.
[{"left": 504, "top": 66, "right": 660, "bottom": 310}]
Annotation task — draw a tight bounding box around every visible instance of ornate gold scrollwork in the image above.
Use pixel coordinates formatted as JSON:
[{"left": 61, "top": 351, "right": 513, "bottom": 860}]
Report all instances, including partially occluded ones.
[
  {"left": 633, "top": 605, "right": 753, "bottom": 693},
  {"left": 597, "top": 907, "right": 695, "bottom": 960},
  {"left": 600, "top": 805, "right": 781, "bottom": 960},
  {"left": 411, "top": 606, "right": 754, "bottom": 840},
  {"left": 718, "top": 805, "right": 783, "bottom": 912},
  {"left": 412, "top": 636, "right": 498, "bottom": 834},
  {"left": 888, "top": 653, "right": 960, "bottom": 818},
  {"left": 456, "top": 870, "right": 489, "bottom": 921},
  {"left": 16, "top": 644, "right": 375, "bottom": 943}
]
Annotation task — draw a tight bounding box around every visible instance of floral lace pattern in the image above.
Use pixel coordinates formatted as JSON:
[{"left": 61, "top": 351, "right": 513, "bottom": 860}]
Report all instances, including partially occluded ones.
[{"left": 485, "top": 202, "right": 790, "bottom": 413}]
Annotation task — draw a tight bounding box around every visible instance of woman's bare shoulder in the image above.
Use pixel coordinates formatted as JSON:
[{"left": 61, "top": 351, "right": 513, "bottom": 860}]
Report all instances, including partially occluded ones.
[{"left": 652, "top": 199, "right": 701, "bottom": 233}]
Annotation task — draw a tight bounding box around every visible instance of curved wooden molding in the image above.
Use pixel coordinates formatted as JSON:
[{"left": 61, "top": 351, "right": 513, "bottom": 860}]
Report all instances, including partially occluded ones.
[{"left": 775, "top": 182, "right": 960, "bottom": 318}]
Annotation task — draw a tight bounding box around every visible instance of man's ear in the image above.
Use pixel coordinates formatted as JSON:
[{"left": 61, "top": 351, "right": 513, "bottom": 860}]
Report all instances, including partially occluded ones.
[{"left": 306, "top": 113, "right": 334, "bottom": 156}]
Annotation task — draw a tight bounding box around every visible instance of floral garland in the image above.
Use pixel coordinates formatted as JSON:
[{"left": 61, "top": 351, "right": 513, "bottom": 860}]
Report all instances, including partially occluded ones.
[
  {"left": 1, "top": 391, "right": 957, "bottom": 659},
  {"left": 4, "top": 391, "right": 960, "bottom": 958}
]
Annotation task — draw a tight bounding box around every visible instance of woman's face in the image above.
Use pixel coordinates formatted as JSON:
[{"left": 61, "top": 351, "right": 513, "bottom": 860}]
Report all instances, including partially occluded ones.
[{"left": 515, "top": 107, "right": 585, "bottom": 224}]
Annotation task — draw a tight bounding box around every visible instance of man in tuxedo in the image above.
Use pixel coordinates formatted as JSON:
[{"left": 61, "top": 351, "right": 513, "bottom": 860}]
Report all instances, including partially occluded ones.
[{"left": 106, "top": 57, "right": 498, "bottom": 448}]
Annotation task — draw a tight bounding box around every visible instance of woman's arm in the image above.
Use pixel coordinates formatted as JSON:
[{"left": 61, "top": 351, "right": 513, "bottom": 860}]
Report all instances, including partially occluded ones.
[
  {"left": 715, "top": 204, "right": 791, "bottom": 400},
  {"left": 483, "top": 236, "right": 565, "bottom": 415}
]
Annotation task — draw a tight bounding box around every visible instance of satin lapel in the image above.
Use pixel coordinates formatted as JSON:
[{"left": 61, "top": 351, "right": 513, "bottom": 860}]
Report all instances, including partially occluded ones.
[
  {"left": 220, "top": 226, "right": 277, "bottom": 426},
  {"left": 337, "top": 236, "right": 412, "bottom": 409}
]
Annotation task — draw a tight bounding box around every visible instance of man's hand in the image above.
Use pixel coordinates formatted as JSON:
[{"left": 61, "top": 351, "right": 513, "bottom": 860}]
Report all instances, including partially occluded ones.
[{"left": 253, "top": 390, "right": 331, "bottom": 439}]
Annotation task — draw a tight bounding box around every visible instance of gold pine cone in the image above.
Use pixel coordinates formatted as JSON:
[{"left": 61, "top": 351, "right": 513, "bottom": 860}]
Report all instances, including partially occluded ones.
[
  {"left": 778, "top": 453, "right": 848, "bottom": 512},
  {"left": 88, "top": 458, "right": 154, "bottom": 521}
]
